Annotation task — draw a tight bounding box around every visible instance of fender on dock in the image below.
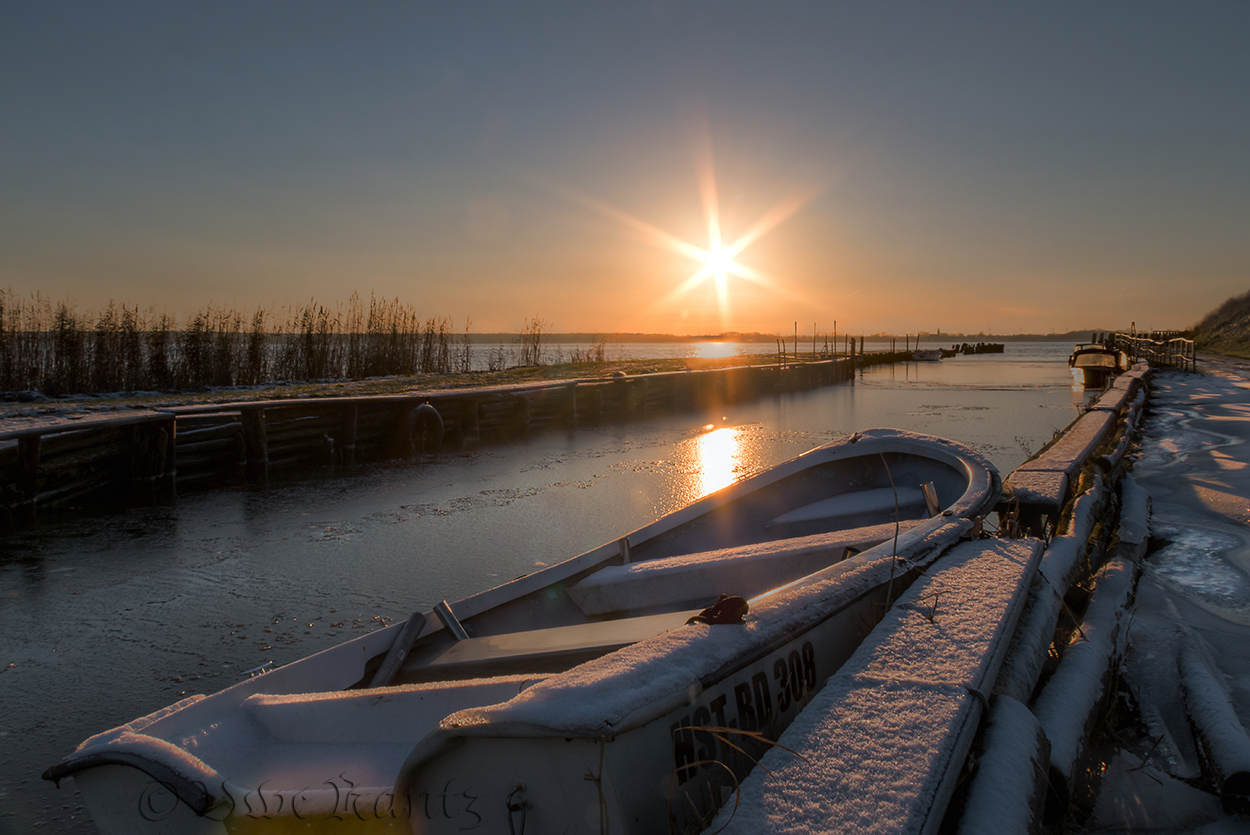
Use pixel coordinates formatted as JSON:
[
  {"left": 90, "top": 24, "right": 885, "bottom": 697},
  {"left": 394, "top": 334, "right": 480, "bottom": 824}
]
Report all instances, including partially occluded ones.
[{"left": 408, "top": 402, "right": 444, "bottom": 453}]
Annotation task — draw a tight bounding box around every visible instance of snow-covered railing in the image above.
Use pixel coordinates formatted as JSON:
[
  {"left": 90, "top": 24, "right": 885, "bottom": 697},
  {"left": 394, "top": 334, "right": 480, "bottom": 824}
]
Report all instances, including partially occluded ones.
[{"left": 1111, "top": 332, "right": 1195, "bottom": 372}]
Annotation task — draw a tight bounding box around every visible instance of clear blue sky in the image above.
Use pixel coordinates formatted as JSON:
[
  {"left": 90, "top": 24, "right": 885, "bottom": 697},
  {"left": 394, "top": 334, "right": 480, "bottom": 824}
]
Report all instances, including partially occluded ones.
[{"left": 3, "top": 2, "right": 1247, "bottom": 335}]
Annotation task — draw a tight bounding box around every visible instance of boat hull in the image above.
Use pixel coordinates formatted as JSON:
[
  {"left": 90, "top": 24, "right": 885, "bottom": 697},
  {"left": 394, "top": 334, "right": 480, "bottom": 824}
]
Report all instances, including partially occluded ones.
[
  {"left": 399, "top": 577, "right": 900, "bottom": 834},
  {"left": 1069, "top": 343, "right": 1128, "bottom": 389},
  {"left": 46, "top": 430, "right": 1000, "bottom": 835}
]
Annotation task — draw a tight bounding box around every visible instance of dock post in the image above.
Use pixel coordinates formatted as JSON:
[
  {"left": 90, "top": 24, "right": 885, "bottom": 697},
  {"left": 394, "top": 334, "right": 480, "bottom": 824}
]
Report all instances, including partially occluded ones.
[
  {"left": 241, "top": 408, "right": 269, "bottom": 479},
  {"left": 17, "top": 434, "right": 40, "bottom": 511},
  {"left": 161, "top": 418, "right": 176, "bottom": 495},
  {"left": 129, "top": 420, "right": 175, "bottom": 498},
  {"left": 341, "top": 405, "right": 358, "bottom": 466},
  {"left": 463, "top": 397, "right": 481, "bottom": 449},
  {"left": 562, "top": 383, "right": 577, "bottom": 429},
  {"left": 518, "top": 393, "right": 532, "bottom": 439},
  {"left": 575, "top": 385, "right": 602, "bottom": 427}
]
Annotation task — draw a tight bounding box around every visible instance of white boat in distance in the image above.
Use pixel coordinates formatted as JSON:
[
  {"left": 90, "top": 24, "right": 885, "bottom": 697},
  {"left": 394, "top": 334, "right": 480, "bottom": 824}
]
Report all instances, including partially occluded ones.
[
  {"left": 911, "top": 348, "right": 944, "bottom": 361},
  {"left": 45, "top": 429, "right": 1000, "bottom": 835},
  {"left": 1069, "top": 342, "right": 1129, "bottom": 388}
]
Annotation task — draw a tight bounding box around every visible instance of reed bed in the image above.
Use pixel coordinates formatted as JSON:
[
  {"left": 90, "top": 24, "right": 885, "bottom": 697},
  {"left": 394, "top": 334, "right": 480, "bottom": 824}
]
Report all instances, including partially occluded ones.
[{"left": 0, "top": 291, "right": 546, "bottom": 396}]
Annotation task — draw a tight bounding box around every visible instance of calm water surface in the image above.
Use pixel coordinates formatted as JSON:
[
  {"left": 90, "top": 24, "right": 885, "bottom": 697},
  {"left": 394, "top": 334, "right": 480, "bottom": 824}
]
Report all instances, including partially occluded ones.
[{"left": 0, "top": 342, "right": 1089, "bottom": 832}]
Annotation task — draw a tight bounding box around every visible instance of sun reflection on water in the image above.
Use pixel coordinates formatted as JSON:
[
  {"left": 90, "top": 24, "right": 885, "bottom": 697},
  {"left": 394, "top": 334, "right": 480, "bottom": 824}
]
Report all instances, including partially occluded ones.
[
  {"left": 694, "top": 425, "right": 742, "bottom": 498},
  {"left": 692, "top": 342, "right": 738, "bottom": 360}
]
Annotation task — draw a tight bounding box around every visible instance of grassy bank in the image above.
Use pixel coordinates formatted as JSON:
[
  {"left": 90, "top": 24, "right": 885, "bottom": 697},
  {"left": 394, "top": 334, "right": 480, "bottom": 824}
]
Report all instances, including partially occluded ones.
[{"left": 1191, "top": 289, "right": 1250, "bottom": 358}]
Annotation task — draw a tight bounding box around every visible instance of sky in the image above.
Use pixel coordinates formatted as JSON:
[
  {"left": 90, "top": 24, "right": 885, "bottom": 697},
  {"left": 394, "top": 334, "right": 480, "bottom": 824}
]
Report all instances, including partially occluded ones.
[{"left": 2, "top": 2, "right": 1248, "bottom": 337}]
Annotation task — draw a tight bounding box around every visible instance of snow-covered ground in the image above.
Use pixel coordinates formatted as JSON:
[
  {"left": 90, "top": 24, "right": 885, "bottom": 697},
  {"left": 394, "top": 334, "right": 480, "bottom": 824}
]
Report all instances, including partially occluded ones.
[{"left": 1088, "top": 362, "right": 1250, "bottom": 834}]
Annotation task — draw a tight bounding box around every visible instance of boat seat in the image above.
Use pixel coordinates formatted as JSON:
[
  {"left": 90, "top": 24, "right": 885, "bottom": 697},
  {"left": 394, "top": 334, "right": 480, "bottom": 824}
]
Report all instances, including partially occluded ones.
[
  {"left": 244, "top": 675, "right": 542, "bottom": 744},
  {"left": 568, "top": 520, "right": 921, "bottom": 616},
  {"left": 768, "top": 486, "right": 926, "bottom": 526},
  {"left": 410, "top": 609, "right": 700, "bottom": 680}
]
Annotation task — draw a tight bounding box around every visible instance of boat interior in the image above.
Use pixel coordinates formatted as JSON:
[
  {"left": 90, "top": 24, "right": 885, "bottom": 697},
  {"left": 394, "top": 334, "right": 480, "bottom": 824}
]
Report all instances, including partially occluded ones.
[{"left": 354, "top": 449, "right": 969, "bottom": 688}]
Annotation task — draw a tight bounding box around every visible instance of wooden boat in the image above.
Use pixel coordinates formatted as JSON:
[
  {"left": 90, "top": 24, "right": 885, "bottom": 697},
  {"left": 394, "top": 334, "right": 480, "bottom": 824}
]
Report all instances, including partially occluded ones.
[
  {"left": 44, "top": 429, "right": 1000, "bottom": 835},
  {"left": 1069, "top": 342, "right": 1129, "bottom": 388}
]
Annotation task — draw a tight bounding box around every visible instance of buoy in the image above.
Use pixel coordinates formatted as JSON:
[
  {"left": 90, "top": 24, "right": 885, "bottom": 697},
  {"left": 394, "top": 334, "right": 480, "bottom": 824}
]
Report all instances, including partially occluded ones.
[{"left": 408, "top": 402, "right": 444, "bottom": 453}]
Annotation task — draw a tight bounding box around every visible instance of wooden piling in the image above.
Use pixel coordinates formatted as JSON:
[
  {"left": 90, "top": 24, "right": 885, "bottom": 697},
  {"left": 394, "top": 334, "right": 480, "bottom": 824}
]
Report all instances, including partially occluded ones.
[
  {"left": 17, "top": 435, "right": 40, "bottom": 508},
  {"left": 341, "top": 405, "right": 358, "bottom": 466},
  {"left": 240, "top": 408, "right": 269, "bottom": 478}
]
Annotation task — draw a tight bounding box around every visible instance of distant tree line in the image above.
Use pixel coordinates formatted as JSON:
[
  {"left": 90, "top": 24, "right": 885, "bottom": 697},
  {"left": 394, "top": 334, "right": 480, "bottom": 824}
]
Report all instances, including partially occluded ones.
[{"left": 0, "top": 290, "right": 552, "bottom": 396}]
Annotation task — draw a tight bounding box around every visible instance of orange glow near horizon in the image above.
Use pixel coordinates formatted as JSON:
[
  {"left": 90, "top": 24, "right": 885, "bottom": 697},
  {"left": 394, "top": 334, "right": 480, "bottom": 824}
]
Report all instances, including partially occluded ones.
[
  {"left": 659, "top": 158, "right": 817, "bottom": 327},
  {"left": 537, "top": 158, "right": 819, "bottom": 332}
]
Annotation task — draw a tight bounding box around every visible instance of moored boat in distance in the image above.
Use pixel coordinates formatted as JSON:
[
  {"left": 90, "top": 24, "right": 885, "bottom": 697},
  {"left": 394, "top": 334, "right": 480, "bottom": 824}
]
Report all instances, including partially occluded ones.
[
  {"left": 911, "top": 348, "right": 943, "bottom": 361},
  {"left": 1069, "top": 342, "right": 1129, "bottom": 388},
  {"left": 45, "top": 429, "right": 1000, "bottom": 835}
]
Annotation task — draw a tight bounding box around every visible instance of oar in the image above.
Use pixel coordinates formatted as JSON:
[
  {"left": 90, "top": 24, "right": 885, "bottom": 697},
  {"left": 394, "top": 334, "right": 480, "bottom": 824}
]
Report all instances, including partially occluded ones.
[{"left": 370, "top": 613, "right": 426, "bottom": 688}]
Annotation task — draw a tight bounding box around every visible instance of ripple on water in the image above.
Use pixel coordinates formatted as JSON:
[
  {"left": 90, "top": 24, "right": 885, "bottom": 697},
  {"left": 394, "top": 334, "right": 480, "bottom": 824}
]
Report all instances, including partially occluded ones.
[{"left": 1148, "top": 523, "right": 1250, "bottom": 609}]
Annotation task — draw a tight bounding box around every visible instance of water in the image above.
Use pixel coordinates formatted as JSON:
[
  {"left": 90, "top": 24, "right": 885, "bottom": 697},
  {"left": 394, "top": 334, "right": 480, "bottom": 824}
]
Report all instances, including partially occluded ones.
[
  {"left": 472, "top": 336, "right": 1008, "bottom": 368},
  {"left": 0, "top": 342, "right": 1089, "bottom": 832}
]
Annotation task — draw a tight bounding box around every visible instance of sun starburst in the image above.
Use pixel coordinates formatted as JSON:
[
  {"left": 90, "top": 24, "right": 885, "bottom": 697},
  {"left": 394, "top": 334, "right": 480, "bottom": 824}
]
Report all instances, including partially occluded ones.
[{"left": 535, "top": 157, "right": 818, "bottom": 330}]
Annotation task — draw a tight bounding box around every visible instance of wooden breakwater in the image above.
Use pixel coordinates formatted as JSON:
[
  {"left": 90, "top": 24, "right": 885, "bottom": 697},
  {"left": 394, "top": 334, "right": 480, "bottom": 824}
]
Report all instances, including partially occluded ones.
[
  {"left": 0, "top": 356, "right": 865, "bottom": 525},
  {"left": 713, "top": 360, "right": 1155, "bottom": 833}
]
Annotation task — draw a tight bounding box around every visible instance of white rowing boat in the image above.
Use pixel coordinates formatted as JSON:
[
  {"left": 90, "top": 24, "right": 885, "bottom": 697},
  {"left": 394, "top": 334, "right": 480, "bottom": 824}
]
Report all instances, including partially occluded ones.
[{"left": 45, "top": 428, "right": 999, "bottom": 834}]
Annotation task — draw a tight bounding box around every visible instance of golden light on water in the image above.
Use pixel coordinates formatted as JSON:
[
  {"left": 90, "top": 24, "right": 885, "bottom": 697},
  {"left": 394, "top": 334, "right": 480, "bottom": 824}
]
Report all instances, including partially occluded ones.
[
  {"left": 694, "top": 425, "right": 742, "bottom": 498},
  {"left": 693, "top": 341, "right": 737, "bottom": 359}
]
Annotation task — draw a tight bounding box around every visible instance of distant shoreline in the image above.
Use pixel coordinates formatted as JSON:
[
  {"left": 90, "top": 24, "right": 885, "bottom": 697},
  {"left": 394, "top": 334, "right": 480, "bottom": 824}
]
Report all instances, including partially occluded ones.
[{"left": 472, "top": 331, "right": 1110, "bottom": 344}]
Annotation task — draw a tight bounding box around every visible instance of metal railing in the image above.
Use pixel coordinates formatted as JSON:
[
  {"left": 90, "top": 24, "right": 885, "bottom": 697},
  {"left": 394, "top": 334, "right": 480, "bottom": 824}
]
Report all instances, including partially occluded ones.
[{"left": 1109, "top": 332, "right": 1196, "bottom": 372}]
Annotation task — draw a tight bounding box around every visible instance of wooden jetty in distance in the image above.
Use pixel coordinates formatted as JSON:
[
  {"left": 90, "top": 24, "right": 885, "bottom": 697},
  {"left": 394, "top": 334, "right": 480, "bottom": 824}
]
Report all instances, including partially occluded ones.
[
  {"left": 953, "top": 341, "right": 1005, "bottom": 355},
  {"left": 1, "top": 355, "right": 870, "bottom": 525}
]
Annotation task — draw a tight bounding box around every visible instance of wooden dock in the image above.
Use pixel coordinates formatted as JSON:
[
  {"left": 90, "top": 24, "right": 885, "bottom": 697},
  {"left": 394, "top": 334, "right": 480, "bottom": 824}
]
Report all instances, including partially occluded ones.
[
  {"left": 712, "top": 361, "right": 1155, "bottom": 834},
  {"left": 0, "top": 356, "right": 857, "bottom": 524}
]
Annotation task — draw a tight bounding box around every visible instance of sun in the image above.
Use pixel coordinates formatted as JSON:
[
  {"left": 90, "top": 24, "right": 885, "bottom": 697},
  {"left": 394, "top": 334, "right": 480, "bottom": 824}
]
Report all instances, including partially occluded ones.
[
  {"left": 537, "top": 156, "right": 818, "bottom": 329},
  {"left": 700, "top": 236, "right": 735, "bottom": 285},
  {"left": 652, "top": 158, "right": 819, "bottom": 327},
  {"left": 702, "top": 241, "right": 735, "bottom": 283}
]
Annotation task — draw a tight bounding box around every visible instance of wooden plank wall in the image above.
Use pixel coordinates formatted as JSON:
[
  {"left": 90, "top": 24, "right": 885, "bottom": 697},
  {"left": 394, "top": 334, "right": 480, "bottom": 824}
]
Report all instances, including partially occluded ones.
[{"left": 0, "top": 358, "right": 855, "bottom": 523}]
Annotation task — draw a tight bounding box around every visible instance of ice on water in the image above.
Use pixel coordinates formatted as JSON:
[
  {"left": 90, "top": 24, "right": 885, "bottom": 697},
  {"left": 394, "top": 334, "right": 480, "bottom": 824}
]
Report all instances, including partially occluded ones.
[{"left": 1149, "top": 523, "right": 1250, "bottom": 610}]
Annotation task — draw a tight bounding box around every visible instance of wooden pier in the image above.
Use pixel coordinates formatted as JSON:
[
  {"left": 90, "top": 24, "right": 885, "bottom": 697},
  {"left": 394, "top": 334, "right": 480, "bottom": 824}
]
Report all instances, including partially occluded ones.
[
  {"left": 0, "top": 356, "right": 857, "bottom": 524},
  {"left": 1106, "top": 330, "right": 1196, "bottom": 372},
  {"left": 713, "top": 360, "right": 1155, "bottom": 834}
]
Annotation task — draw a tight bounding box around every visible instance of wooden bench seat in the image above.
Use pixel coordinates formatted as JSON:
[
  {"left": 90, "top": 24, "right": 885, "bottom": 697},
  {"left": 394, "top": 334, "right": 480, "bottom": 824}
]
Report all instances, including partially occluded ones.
[
  {"left": 413, "top": 609, "right": 699, "bottom": 679},
  {"left": 568, "top": 521, "right": 920, "bottom": 616}
]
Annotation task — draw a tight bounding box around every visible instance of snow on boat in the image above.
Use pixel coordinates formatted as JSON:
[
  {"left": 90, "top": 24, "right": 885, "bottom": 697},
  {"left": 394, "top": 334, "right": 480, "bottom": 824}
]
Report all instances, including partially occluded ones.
[
  {"left": 44, "top": 429, "right": 1000, "bottom": 835},
  {"left": 1069, "top": 342, "right": 1128, "bottom": 388}
]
